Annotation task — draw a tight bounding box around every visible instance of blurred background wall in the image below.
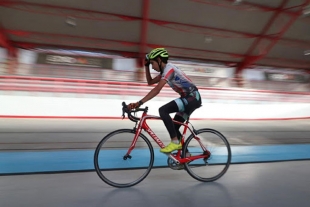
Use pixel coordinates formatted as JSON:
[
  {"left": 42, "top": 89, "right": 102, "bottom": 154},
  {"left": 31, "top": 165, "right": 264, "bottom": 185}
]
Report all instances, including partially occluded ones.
[{"left": 1, "top": 47, "right": 310, "bottom": 120}]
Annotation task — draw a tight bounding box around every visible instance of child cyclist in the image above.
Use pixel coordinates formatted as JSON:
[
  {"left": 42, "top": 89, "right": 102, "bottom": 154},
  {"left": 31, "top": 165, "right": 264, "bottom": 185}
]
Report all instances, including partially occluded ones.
[{"left": 128, "top": 48, "right": 202, "bottom": 154}]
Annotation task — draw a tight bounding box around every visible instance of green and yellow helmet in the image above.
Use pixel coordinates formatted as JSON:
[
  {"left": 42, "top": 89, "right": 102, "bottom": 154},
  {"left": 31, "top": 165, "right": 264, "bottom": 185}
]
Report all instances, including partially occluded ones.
[{"left": 147, "top": 48, "right": 169, "bottom": 60}]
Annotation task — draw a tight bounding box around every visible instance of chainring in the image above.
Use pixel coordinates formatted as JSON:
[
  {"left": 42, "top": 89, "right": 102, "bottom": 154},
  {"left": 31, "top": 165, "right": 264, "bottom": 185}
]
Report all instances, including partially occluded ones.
[{"left": 166, "top": 153, "right": 184, "bottom": 170}]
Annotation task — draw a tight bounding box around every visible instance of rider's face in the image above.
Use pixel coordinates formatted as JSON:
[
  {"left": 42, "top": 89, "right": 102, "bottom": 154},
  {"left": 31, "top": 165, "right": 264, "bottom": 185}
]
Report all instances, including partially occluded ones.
[{"left": 150, "top": 58, "right": 161, "bottom": 72}]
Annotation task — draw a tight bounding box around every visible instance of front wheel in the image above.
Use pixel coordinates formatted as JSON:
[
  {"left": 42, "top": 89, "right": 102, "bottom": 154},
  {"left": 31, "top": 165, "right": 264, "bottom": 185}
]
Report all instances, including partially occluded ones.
[
  {"left": 94, "top": 129, "right": 154, "bottom": 188},
  {"left": 183, "top": 128, "right": 231, "bottom": 182}
]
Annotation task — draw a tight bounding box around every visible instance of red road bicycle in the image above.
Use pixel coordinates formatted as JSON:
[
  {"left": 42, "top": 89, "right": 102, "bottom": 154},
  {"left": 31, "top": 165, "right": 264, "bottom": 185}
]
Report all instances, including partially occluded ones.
[{"left": 94, "top": 102, "right": 231, "bottom": 188}]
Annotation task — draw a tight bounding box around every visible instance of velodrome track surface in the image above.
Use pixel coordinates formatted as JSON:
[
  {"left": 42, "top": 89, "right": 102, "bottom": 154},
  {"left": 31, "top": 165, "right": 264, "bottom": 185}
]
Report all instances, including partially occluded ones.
[
  {"left": 1, "top": 118, "right": 310, "bottom": 174},
  {"left": 1, "top": 118, "right": 310, "bottom": 207},
  {"left": 1, "top": 118, "right": 310, "bottom": 150}
]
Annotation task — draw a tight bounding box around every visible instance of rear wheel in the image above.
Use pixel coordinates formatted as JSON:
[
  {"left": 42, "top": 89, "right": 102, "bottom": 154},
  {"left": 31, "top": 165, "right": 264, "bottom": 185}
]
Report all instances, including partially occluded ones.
[
  {"left": 183, "top": 128, "right": 231, "bottom": 182},
  {"left": 94, "top": 129, "right": 154, "bottom": 188}
]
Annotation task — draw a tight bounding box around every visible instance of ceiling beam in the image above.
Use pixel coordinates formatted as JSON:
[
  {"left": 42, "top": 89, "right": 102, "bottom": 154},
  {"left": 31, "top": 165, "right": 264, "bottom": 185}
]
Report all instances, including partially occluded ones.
[
  {"left": 0, "top": 23, "right": 15, "bottom": 56},
  {"left": 1, "top": 0, "right": 302, "bottom": 19},
  {"left": 8, "top": 30, "right": 243, "bottom": 58},
  {"left": 3, "top": 0, "right": 310, "bottom": 70},
  {"left": 245, "top": 0, "right": 289, "bottom": 56},
  {"left": 0, "top": 1, "right": 139, "bottom": 21},
  {"left": 0, "top": 0, "right": 307, "bottom": 47},
  {"left": 191, "top": 0, "right": 301, "bottom": 16},
  {"left": 12, "top": 40, "right": 310, "bottom": 70},
  {"left": 9, "top": 29, "right": 310, "bottom": 70},
  {"left": 235, "top": 0, "right": 310, "bottom": 74},
  {"left": 0, "top": 29, "right": 10, "bottom": 49},
  {"left": 139, "top": 0, "right": 150, "bottom": 60},
  {"left": 0, "top": 22, "right": 9, "bottom": 47}
]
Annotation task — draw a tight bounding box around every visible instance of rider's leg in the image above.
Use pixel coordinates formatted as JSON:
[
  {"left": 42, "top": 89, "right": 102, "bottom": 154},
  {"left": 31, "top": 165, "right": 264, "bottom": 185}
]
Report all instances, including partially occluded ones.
[
  {"left": 158, "top": 101, "right": 182, "bottom": 153},
  {"left": 173, "top": 114, "right": 191, "bottom": 156},
  {"left": 175, "top": 91, "right": 202, "bottom": 154},
  {"left": 173, "top": 114, "right": 185, "bottom": 141},
  {"left": 158, "top": 92, "right": 201, "bottom": 153},
  {"left": 158, "top": 100, "right": 179, "bottom": 141}
]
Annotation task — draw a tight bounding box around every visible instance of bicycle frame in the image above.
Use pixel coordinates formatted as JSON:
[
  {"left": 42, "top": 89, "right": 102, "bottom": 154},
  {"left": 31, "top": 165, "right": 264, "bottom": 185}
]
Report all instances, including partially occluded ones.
[{"left": 125, "top": 110, "right": 209, "bottom": 164}]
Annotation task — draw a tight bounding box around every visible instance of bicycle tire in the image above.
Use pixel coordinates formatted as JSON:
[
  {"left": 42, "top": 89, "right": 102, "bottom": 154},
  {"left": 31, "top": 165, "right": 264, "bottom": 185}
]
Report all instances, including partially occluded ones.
[
  {"left": 183, "top": 128, "right": 231, "bottom": 182},
  {"left": 94, "top": 129, "right": 154, "bottom": 188}
]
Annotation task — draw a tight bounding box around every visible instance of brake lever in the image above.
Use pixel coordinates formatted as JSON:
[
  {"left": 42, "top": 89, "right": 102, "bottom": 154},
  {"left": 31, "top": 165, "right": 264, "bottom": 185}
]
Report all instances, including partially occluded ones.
[
  {"left": 122, "top": 102, "right": 127, "bottom": 119},
  {"left": 122, "top": 108, "right": 125, "bottom": 119},
  {"left": 121, "top": 102, "right": 146, "bottom": 122}
]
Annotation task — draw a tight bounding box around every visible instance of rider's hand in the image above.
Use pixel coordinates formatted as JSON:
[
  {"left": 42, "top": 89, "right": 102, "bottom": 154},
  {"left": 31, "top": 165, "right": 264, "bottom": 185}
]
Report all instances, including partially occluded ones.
[
  {"left": 128, "top": 102, "right": 140, "bottom": 110},
  {"left": 144, "top": 54, "right": 150, "bottom": 67}
]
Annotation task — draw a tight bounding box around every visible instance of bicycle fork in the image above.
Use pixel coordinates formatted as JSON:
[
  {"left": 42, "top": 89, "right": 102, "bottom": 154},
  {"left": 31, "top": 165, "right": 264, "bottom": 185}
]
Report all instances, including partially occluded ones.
[{"left": 123, "top": 127, "right": 143, "bottom": 160}]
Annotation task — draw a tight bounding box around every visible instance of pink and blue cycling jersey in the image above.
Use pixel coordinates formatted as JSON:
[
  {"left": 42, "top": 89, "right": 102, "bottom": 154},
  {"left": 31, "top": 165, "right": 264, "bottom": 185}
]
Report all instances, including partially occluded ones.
[{"left": 159, "top": 63, "right": 198, "bottom": 97}]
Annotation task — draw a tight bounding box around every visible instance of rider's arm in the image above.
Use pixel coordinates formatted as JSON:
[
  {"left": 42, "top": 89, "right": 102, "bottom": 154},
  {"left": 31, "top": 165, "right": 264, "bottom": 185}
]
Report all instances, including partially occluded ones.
[
  {"left": 145, "top": 65, "right": 161, "bottom": 85},
  {"left": 140, "top": 79, "right": 166, "bottom": 104}
]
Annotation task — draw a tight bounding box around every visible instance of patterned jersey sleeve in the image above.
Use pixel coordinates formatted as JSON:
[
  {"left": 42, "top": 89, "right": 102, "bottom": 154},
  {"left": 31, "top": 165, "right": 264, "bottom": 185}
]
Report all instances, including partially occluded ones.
[{"left": 161, "top": 67, "right": 175, "bottom": 82}]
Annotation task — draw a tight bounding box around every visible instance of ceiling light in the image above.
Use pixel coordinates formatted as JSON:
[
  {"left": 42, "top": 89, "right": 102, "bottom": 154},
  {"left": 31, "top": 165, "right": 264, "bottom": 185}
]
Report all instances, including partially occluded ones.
[
  {"left": 204, "top": 36, "right": 213, "bottom": 43},
  {"left": 233, "top": 0, "right": 242, "bottom": 5},
  {"left": 303, "top": 5, "right": 310, "bottom": 16},
  {"left": 304, "top": 50, "right": 310, "bottom": 55},
  {"left": 66, "top": 16, "right": 77, "bottom": 27}
]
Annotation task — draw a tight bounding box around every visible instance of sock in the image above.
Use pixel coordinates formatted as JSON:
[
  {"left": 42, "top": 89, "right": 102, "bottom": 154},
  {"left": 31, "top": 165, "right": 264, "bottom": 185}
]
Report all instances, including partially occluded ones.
[{"left": 172, "top": 140, "right": 179, "bottom": 144}]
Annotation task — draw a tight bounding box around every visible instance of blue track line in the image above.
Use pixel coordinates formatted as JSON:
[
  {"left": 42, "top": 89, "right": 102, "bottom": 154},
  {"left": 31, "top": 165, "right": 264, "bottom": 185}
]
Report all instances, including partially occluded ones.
[{"left": 1, "top": 144, "right": 310, "bottom": 175}]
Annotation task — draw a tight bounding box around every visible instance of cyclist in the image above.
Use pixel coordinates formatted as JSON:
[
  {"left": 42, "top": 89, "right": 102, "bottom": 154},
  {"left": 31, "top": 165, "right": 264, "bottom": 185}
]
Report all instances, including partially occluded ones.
[{"left": 128, "top": 48, "right": 202, "bottom": 154}]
